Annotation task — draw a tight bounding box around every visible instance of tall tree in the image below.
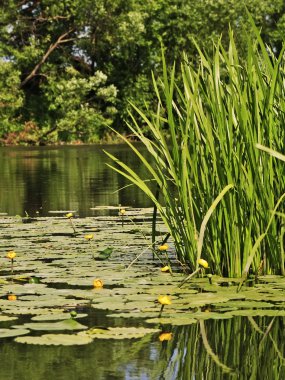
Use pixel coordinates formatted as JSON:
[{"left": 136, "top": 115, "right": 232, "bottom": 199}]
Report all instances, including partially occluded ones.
[{"left": 0, "top": 0, "right": 285, "bottom": 144}]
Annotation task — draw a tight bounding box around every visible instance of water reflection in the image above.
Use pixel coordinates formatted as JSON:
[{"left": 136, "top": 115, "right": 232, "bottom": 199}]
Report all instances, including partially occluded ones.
[
  {"left": 1, "top": 317, "right": 284, "bottom": 379},
  {"left": 161, "top": 317, "right": 285, "bottom": 379},
  {"left": 0, "top": 145, "right": 153, "bottom": 217}
]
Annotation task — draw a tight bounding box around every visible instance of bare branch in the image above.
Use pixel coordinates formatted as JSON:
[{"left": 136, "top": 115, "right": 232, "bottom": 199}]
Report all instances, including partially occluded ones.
[{"left": 20, "top": 29, "right": 74, "bottom": 88}]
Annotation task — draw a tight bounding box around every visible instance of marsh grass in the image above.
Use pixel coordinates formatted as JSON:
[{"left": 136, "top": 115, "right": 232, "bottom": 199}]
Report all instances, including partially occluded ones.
[{"left": 105, "top": 17, "right": 285, "bottom": 277}]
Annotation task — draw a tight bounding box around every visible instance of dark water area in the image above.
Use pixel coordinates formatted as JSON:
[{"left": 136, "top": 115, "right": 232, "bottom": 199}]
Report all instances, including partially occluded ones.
[{"left": 0, "top": 144, "right": 153, "bottom": 217}]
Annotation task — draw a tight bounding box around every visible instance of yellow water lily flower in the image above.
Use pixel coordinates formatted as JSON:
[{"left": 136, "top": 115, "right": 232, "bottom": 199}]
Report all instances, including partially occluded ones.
[
  {"left": 158, "top": 295, "right": 172, "bottom": 306},
  {"left": 93, "top": 279, "right": 104, "bottom": 288},
  {"left": 159, "top": 332, "right": 173, "bottom": 342},
  {"left": 158, "top": 244, "right": 169, "bottom": 252},
  {"left": 161, "top": 266, "right": 170, "bottom": 273},
  {"left": 6, "top": 251, "right": 16, "bottom": 260},
  {"left": 66, "top": 212, "right": 73, "bottom": 218},
  {"left": 7, "top": 294, "right": 17, "bottom": 301},
  {"left": 119, "top": 209, "right": 126, "bottom": 215},
  {"left": 198, "top": 258, "right": 209, "bottom": 269},
  {"left": 84, "top": 234, "right": 94, "bottom": 241}
]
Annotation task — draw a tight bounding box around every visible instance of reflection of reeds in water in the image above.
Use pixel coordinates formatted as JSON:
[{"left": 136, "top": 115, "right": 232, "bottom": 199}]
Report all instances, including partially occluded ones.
[{"left": 158, "top": 317, "right": 285, "bottom": 379}]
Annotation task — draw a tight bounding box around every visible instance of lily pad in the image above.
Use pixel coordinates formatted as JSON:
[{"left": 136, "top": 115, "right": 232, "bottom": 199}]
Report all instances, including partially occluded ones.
[
  {"left": 0, "top": 315, "right": 18, "bottom": 322},
  {"left": 82, "top": 326, "right": 160, "bottom": 339},
  {"left": 146, "top": 316, "right": 197, "bottom": 326},
  {"left": 96, "top": 247, "right": 114, "bottom": 260},
  {"left": 15, "top": 333, "right": 93, "bottom": 345},
  {"left": 0, "top": 328, "right": 30, "bottom": 338},
  {"left": 19, "top": 318, "right": 88, "bottom": 331},
  {"left": 213, "top": 300, "right": 274, "bottom": 309},
  {"left": 31, "top": 313, "right": 88, "bottom": 321},
  {"left": 223, "top": 309, "right": 285, "bottom": 317}
]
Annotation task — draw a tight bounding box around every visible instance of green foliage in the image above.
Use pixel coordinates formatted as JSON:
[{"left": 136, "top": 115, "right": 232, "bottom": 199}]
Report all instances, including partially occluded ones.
[
  {"left": 43, "top": 68, "right": 117, "bottom": 142},
  {"left": 106, "top": 23, "right": 285, "bottom": 277},
  {"left": 0, "top": 61, "right": 24, "bottom": 135},
  {"left": 1, "top": 1, "right": 285, "bottom": 143}
]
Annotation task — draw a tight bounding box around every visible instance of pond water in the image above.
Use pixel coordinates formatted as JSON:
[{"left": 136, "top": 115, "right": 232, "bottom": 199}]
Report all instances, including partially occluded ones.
[
  {"left": 1, "top": 315, "right": 284, "bottom": 380},
  {"left": 0, "top": 144, "right": 153, "bottom": 217},
  {"left": 0, "top": 146, "right": 285, "bottom": 380}
]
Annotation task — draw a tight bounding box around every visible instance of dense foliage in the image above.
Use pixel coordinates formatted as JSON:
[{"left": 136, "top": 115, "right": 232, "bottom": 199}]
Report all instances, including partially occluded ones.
[{"left": 1, "top": 0, "right": 285, "bottom": 144}]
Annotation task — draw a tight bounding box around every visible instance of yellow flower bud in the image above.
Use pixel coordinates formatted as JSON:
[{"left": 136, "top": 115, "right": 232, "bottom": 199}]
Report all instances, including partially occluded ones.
[
  {"left": 158, "top": 295, "right": 171, "bottom": 306},
  {"left": 6, "top": 251, "right": 16, "bottom": 260},
  {"left": 158, "top": 244, "right": 169, "bottom": 252},
  {"left": 198, "top": 258, "right": 209, "bottom": 269},
  {"left": 66, "top": 213, "right": 73, "bottom": 218},
  {"left": 119, "top": 209, "right": 126, "bottom": 215},
  {"left": 159, "top": 332, "right": 173, "bottom": 342},
  {"left": 7, "top": 294, "right": 17, "bottom": 301},
  {"left": 84, "top": 234, "right": 94, "bottom": 241},
  {"left": 93, "top": 279, "right": 104, "bottom": 288},
  {"left": 161, "top": 266, "right": 170, "bottom": 273}
]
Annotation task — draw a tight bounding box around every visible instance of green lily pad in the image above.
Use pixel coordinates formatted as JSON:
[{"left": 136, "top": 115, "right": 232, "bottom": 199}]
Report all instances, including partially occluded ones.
[
  {"left": 0, "top": 315, "right": 18, "bottom": 322},
  {"left": 146, "top": 316, "right": 197, "bottom": 326},
  {"left": 19, "top": 318, "right": 88, "bottom": 331},
  {"left": 81, "top": 326, "right": 160, "bottom": 339},
  {"left": 15, "top": 333, "right": 93, "bottom": 345},
  {"left": 96, "top": 247, "right": 114, "bottom": 260},
  {"left": 31, "top": 313, "right": 88, "bottom": 321},
  {"left": 223, "top": 309, "right": 285, "bottom": 317},
  {"left": 0, "top": 328, "right": 30, "bottom": 338},
  {"left": 106, "top": 311, "right": 159, "bottom": 319},
  {"left": 214, "top": 300, "right": 274, "bottom": 309}
]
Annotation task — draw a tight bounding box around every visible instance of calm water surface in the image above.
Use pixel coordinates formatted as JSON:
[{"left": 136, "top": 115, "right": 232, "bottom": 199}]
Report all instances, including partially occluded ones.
[
  {"left": 1, "top": 315, "right": 284, "bottom": 380},
  {"left": 0, "top": 145, "right": 284, "bottom": 379},
  {"left": 0, "top": 144, "right": 153, "bottom": 217}
]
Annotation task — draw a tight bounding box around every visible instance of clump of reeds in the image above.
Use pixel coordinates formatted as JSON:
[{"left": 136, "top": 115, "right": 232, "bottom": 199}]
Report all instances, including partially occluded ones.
[{"left": 105, "top": 16, "right": 285, "bottom": 278}]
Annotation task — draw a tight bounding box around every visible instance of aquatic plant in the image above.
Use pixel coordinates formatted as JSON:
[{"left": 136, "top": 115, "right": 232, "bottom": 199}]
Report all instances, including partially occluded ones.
[
  {"left": 7, "top": 294, "right": 17, "bottom": 301},
  {"left": 198, "top": 259, "right": 209, "bottom": 269},
  {"left": 158, "top": 244, "right": 169, "bottom": 252},
  {"left": 158, "top": 295, "right": 172, "bottom": 317},
  {"left": 93, "top": 279, "right": 104, "bottom": 288},
  {"left": 6, "top": 250, "right": 16, "bottom": 275},
  {"left": 105, "top": 17, "right": 285, "bottom": 277},
  {"left": 84, "top": 234, "right": 94, "bottom": 241},
  {"left": 65, "top": 212, "right": 76, "bottom": 234},
  {"left": 179, "top": 258, "right": 210, "bottom": 288},
  {"left": 119, "top": 206, "right": 126, "bottom": 227},
  {"left": 159, "top": 332, "right": 172, "bottom": 342},
  {"left": 160, "top": 265, "right": 170, "bottom": 273}
]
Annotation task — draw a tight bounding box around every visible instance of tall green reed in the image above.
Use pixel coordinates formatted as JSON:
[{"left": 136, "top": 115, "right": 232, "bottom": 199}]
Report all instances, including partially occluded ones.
[{"left": 105, "top": 19, "right": 285, "bottom": 277}]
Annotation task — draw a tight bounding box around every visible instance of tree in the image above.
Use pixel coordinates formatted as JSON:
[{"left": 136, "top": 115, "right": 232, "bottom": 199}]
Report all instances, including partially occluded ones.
[{"left": 0, "top": 0, "right": 285, "bottom": 144}]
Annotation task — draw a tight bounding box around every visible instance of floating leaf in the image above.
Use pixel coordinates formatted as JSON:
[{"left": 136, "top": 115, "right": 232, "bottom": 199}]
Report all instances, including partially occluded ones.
[
  {"left": 31, "top": 313, "right": 88, "bottom": 321},
  {"left": 19, "top": 318, "right": 88, "bottom": 331},
  {"left": 214, "top": 300, "right": 274, "bottom": 309},
  {"left": 15, "top": 333, "right": 93, "bottom": 345},
  {"left": 0, "top": 328, "right": 30, "bottom": 338},
  {"left": 146, "top": 317, "right": 197, "bottom": 326},
  {"left": 81, "top": 326, "right": 160, "bottom": 339},
  {"left": 97, "top": 247, "right": 114, "bottom": 260},
  {"left": 0, "top": 315, "right": 18, "bottom": 322},
  {"left": 223, "top": 309, "right": 285, "bottom": 317}
]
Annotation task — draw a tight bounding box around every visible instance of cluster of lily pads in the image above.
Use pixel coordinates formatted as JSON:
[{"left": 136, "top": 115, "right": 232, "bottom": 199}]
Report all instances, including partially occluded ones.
[{"left": 0, "top": 210, "right": 285, "bottom": 346}]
